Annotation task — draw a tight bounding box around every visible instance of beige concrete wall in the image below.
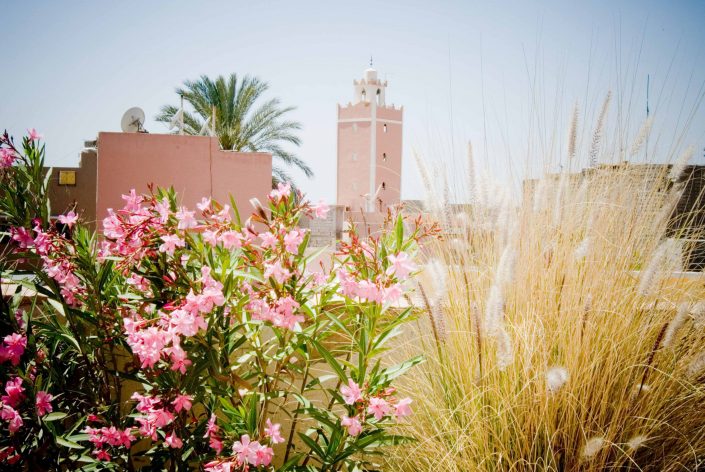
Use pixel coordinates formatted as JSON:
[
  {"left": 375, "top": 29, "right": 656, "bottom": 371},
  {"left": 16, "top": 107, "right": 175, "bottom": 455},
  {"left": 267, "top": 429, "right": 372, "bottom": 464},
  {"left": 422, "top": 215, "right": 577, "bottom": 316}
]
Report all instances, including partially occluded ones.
[{"left": 47, "top": 149, "right": 98, "bottom": 228}]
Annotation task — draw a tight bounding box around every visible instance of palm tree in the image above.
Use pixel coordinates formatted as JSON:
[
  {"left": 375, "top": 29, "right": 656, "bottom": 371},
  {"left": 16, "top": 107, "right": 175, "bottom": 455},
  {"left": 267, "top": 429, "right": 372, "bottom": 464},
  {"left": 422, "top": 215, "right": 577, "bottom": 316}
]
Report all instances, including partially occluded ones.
[{"left": 156, "top": 74, "right": 312, "bottom": 186}]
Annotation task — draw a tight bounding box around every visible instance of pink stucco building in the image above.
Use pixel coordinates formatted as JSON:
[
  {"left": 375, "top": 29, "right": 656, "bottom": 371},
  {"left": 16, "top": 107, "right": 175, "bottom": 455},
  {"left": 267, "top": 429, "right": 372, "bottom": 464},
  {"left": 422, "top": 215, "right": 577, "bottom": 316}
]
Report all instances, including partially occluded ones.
[
  {"left": 337, "top": 67, "right": 403, "bottom": 212},
  {"left": 48, "top": 132, "right": 272, "bottom": 229}
]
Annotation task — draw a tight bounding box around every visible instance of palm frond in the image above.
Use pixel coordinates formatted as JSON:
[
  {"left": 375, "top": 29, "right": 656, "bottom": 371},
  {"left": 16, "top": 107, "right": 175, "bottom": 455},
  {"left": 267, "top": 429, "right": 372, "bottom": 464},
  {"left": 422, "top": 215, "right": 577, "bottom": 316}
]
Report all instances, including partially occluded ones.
[{"left": 156, "top": 73, "right": 312, "bottom": 183}]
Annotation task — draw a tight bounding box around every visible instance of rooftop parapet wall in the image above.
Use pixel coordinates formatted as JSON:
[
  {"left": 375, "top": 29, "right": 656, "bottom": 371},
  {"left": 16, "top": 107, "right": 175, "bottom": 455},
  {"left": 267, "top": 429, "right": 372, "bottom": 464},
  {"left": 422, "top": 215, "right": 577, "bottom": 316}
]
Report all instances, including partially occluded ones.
[
  {"left": 47, "top": 149, "right": 98, "bottom": 228},
  {"left": 96, "top": 132, "right": 272, "bottom": 222}
]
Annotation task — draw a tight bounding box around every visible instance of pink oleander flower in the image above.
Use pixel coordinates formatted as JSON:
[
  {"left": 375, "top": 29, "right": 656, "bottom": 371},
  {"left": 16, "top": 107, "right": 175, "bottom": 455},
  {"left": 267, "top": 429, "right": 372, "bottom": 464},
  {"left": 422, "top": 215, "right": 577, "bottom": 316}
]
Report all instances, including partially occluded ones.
[
  {"left": 395, "top": 397, "right": 412, "bottom": 418},
  {"left": 386, "top": 251, "right": 417, "bottom": 280},
  {"left": 135, "top": 416, "right": 157, "bottom": 440},
  {"left": 154, "top": 197, "right": 171, "bottom": 223},
  {"left": 202, "top": 229, "right": 219, "bottom": 247},
  {"left": 121, "top": 189, "right": 141, "bottom": 212},
  {"left": 0, "top": 147, "right": 17, "bottom": 167},
  {"left": 219, "top": 230, "right": 242, "bottom": 249},
  {"left": 204, "top": 413, "right": 219, "bottom": 439},
  {"left": 269, "top": 182, "right": 291, "bottom": 201},
  {"left": 84, "top": 425, "right": 135, "bottom": 448},
  {"left": 2, "top": 377, "right": 25, "bottom": 408},
  {"left": 271, "top": 296, "right": 305, "bottom": 330},
  {"left": 209, "top": 436, "right": 223, "bottom": 454},
  {"left": 159, "top": 234, "right": 186, "bottom": 256},
  {"left": 168, "top": 343, "right": 192, "bottom": 374},
  {"left": 127, "top": 326, "right": 168, "bottom": 368},
  {"left": 265, "top": 418, "right": 284, "bottom": 444},
  {"left": 197, "top": 197, "right": 212, "bottom": 212},
  {"left": 176, "top": 207, "right": 197, "bottom": 230},
  {"left": 341, "top": 379, "right": 363, "bottom": 405},
  {"left": 131, "top": 392, "right": 159, "bottom": 413},
  {"left": 368, "top": 397, "right": 391, "bottom": 420},
  {"left": 231, "top": 434, "right": 274, "bottom": 467},
  {"left": 10, "top": 226, "right": 33, "bottom": 248},
  {"left": 337, "top": 268, "right": 360, "bottom": 298},
  {"left": 126, "top": 274, "right": 151, "bottom": 293},
  {"left": 1, "top": 404, "right": 23, "bottom": 433},
  {"left": 165, "top": 432, "right": 183, "bottom": 448},
  {"left": 264, "top": 260, "right": 292, "bottom": 284},
  {"left": 172, "top": 394, "right": 193, "bottom": 413},
  {"left": 57, "top": 210, "right": 78, "bottom": 228},
  {"left": 382, "top": 284, "right": 403, "bottom": 304},
  {"left": 311, "top": 270, "right": 326, "bottom": 285},
  {"left": 311, "top": 200, "right": 330, "bottom": 219},
  {"left": 341, "top": 415, "right": 363, "bottom": 436},
  {"left": 14, "top": 310, "right": 26, "bottom": 331},
  {"left": 283, "top": 229, "right": 305, "bottom": 254},
  {"left": 0, "top": 333, "right": 26, "bottom": 366},
  {"left": 259, "top": 231, "right": 277, "bottom": 249},
  {"left": 254, "top": 443, "right": 274, "bottom": 466},
  {"left": 205, "top": 461, "right": 232, "bottom": 472},
  {"left": 93, "top": 449, "right": 111, "bottom": 461},
  {"left": 148, "top": 408, "right": 174, "bottom": 428},
  {"left": 170, "top": 309, "right": 207, "bottom": 337},
  {"left": 232, "top": 434, "right": 257, "bottom": 465},
  {"left": 213, "top": 204, "right": 232, "bottom": 223},
  {"left": 27, "top": 128, "right": 42, "bottom": 141},
  {"left": 35, "top": 391, "right": 53, "bottom": 417},
  {"left": 357, "top": 280, "right": 382, "bottom": 303}
]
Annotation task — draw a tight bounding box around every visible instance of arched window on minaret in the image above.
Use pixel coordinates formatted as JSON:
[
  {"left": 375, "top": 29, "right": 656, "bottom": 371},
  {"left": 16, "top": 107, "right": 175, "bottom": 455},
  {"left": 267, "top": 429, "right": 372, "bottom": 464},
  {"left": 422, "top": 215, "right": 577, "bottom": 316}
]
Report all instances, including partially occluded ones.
[
  {"left": 376, "top": 89, "right": 381, "bottom": 106},
  {"left": 361, "top": 89, "right": 366, "bottom": 102}
]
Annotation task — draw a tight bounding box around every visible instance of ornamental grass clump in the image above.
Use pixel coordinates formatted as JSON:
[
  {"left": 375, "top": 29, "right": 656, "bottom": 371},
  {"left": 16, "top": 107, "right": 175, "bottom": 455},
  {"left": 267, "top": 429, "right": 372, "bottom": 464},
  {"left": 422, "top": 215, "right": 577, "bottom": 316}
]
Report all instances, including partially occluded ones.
[
  {"left": 391, "top": 105, "right": 705, "bottom": 471},
  {"left": 0, "top": 130, "right": 437, "bottom": 471}
]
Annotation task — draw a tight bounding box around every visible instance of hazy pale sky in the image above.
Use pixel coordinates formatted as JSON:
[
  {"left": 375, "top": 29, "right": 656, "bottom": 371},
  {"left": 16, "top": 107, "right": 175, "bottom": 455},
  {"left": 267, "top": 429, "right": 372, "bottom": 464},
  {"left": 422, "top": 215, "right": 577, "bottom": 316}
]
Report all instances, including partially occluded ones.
[{"left": 2, "top": 0, "right": 704, "bottom": 203}]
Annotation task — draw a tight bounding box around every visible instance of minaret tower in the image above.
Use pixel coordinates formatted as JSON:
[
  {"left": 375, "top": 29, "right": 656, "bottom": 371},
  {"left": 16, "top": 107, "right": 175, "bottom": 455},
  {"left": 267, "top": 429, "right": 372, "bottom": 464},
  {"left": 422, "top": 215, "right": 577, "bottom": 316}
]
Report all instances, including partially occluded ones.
[{"left": 336, "top": 65, "right": 403, "bottom": 212}]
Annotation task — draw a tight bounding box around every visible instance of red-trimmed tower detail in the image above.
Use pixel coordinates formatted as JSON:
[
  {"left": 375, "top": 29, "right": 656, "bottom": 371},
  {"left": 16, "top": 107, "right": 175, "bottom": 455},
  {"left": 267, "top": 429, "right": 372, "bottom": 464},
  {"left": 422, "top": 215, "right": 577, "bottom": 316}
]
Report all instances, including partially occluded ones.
[{"left": 337, "top": 67, "right": 403, "bottom": 212}]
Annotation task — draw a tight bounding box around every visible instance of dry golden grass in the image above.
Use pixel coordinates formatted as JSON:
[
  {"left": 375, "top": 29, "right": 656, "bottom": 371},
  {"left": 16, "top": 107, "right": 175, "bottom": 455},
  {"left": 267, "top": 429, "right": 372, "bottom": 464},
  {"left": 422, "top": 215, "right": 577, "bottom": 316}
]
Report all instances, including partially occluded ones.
[{"left": 389, "top": 125, "right": 705, "bottom": 470}]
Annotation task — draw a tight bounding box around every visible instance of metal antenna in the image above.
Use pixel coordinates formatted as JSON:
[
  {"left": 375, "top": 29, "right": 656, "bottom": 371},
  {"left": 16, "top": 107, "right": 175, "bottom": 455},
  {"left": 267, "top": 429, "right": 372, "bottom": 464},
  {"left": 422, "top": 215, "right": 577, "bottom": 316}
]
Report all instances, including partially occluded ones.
[
  {"left": 645, "top": 75, "right": 650, "bottom": 160},
  {"left": 646, "top": 74, "right": 650, "bottom": 117}
]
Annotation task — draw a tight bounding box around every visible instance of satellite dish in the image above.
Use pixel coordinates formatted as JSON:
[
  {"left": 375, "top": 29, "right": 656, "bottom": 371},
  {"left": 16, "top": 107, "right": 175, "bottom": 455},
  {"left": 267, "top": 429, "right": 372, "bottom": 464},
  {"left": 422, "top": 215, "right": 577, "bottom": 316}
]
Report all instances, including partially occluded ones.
[{"left": 120, "top": 107, "right": 146, "bottom": 133}]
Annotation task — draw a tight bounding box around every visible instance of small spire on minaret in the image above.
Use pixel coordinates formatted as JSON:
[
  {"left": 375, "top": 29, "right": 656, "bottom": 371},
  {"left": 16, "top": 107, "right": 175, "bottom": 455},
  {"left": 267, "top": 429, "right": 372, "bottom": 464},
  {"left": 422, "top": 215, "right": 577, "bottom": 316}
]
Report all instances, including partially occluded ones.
[{"left": 369, "top": 55, "right": 373, "bottom": 67}]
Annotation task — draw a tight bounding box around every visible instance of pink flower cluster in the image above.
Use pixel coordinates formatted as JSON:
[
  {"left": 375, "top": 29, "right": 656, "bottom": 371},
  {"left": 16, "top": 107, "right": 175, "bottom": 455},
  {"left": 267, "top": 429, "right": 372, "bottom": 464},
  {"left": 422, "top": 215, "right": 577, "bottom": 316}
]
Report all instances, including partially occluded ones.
[
  {"left": 101, "top": 191, "right": 165, "bottom": 266},
  {"left": 269, "top": 182, "right": 291, "bottom": 202},
  {"left": 123, "top": 266, "right": 224, "bottom": 372},
  {"left": 258, "top": 226, "right": 306, "bottom": 256},
  {"left": 335, "top": 250, "right": 417, "bottom": 305},
  {"left": 247, "top": 293, "right": 305, "bottom": 331},
  {"left": 339, "top": 379, "right": 412, "bottom": 436},
  {"left": 1, "top": 377, "right": 25, "bottom": 433},
  {"left": 11, "top": 222, "right": 87, "bottom": 307},
  {"left": 35, "top": 391, "right": 53, "bottom": 416},
  {"left": 336, "top": 268, "right": 403, "bottom": 305},
  {"left": 0, "top": 333, "right": 26, "bottom": 366},
  {"left": 204, "top": 414, "right": 224, "bottom": 454},
  {"left": 84, "top": 425, "right": 136, "bottom": 461},
  {"left": 0, "top": 147, "right": 16, "bottom": 168},
  {"left": 84, "top": 391, "right": 194, "bottom": 460},
  {"left": 57, "top": 210, "right": 78, "bottom": 228},
  {"left": 204, "top": 418, "right": 282, "bottom": 471}
]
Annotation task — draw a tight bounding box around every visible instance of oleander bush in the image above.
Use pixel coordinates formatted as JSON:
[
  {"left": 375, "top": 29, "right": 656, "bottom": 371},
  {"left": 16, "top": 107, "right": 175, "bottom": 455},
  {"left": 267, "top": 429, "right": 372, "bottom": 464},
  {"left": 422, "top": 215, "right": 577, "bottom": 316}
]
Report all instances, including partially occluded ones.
[{"left": 0, "top": 130, "right": 437, "bottom": 471}]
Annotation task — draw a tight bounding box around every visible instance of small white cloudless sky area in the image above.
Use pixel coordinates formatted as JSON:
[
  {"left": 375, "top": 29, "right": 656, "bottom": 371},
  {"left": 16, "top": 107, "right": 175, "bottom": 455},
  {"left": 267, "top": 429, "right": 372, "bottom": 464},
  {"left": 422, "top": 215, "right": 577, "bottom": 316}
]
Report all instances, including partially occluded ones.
[{"left": 1, "top": 0, "right": 704, "bottom": 204}]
